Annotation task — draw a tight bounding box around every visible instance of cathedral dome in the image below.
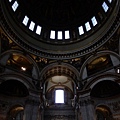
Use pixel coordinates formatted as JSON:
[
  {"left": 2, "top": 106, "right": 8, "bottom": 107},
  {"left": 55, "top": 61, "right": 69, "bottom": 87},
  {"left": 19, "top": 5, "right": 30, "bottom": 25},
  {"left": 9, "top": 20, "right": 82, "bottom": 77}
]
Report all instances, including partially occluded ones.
[{"left": 1, "top": 0, "right": 119, "bottom": 59}]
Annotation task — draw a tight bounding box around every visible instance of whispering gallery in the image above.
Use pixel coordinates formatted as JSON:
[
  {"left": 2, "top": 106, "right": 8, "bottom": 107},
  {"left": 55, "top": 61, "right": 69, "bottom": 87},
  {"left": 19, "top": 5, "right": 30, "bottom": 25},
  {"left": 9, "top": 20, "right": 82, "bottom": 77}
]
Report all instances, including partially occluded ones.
[{"left": 0, "top": 0, "right": 120, "bottom": 120}]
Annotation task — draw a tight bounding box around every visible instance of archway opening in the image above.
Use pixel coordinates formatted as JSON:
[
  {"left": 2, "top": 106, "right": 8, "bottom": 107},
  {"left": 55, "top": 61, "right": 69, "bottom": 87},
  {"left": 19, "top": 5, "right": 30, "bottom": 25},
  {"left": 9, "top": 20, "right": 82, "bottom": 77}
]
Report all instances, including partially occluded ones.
[
  {"left": 7, "top": 105, "right": 24, "bottom": 120},
  {"left": 0, "top": 80, "right": 29, "bottom": 97},
  {"left": 90, "top": 80, "right": 120, "bottom": 98},
  {"left": 96, "top": 105, "right": 113, "bottom": 120}
]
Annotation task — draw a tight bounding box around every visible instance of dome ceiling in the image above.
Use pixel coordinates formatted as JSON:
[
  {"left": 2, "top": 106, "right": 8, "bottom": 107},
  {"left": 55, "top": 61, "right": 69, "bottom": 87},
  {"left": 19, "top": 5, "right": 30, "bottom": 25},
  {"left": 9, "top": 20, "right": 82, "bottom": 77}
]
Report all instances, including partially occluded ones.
[
  {"left": 46, "top": 76, "right": 73, "bottom": 93},
  {"left": 18, "top": 0, "right": 102, "bottom": 29},
  {"left": 1, "top": 0, "right": 119, "bottom": 59}
]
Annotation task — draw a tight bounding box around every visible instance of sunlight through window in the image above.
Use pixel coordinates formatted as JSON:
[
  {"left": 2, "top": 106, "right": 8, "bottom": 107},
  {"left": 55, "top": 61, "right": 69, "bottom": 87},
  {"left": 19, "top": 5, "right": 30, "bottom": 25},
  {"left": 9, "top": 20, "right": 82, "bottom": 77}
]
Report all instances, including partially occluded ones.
[
  {"left": 36, "top": 25, "right": 42, "bottom": 35},
  {"left": 50, "top": 30, "right": 55, "bottom": 39},
  {"left": 91, "top": 16, "right": 98, "bottom": 26},
  {"left": 102, "top": 2, "right": 109, "bottom": 12},
  {"left": 12, "top": 1, "right": 19, "bottom": 12},
  {"left": 57, "top": 31, "right": 63, "bottom": 40},
  {"left": 9, "top": 0, "right": 12, "bottom": 2},
  {"left": 29, "top": 21, "right": 35, "bottom": 31},
  {"left": 78, "top": 26, "right": 84, "bottom": 35},
  {"left": 65, "top": 30, "right": 70, "bottom": 39},
  {"left": 22, "top": 16, "right": 29, "bottom": 26},
  {"left": 85, "top": 22, "right": 91, "bottom": 31},
  {"left": 117, "top": 68, "right": 120, "bottom": 73},
  {"left": 108, "top": 0, "right": 112, "bottom": 3},
  {"left": 55, "top": 90, "right": 64, "bottom": 103}
]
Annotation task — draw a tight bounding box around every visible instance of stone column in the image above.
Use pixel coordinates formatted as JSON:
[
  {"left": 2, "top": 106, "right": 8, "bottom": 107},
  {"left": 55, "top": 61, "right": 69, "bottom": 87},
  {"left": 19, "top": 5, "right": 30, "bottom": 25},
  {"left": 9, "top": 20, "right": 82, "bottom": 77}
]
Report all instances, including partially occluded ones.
[
  {"left": 38, "top": 102, "right": 44, "bottom": 120},
  {"left": 0, "top": 32, "right": 1, "bottom": 54},
  {"left": 23, "top": 99, "right": 33, "bottom": 120},
  {"left": 79, "top": 102, "right": 88, "bottom": 120},
  {"left": 31, "top": 101, "right": 39, "bottom": 120},
  {"left": 23, "top": 99, "right": 40, "bottom": 120},
  {"left": 119, "top": 33, "right": 120, "bottom": 55},
  {"left": 79, "top": 95, "right": 96, "bottom": 120},
  {"left": 76, "top": 104, "right": 82, "bottom": 120}
]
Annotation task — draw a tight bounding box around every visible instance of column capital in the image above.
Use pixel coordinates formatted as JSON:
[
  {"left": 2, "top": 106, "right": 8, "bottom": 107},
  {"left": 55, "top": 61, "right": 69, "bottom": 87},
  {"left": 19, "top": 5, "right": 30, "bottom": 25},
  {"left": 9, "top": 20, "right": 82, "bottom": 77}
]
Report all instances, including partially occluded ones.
[
  {"left": 25, "top": 98, "right": 40, "bottom": 106},
  {"left": 79, "top": 97, "right": 94, "bottom": 106}
]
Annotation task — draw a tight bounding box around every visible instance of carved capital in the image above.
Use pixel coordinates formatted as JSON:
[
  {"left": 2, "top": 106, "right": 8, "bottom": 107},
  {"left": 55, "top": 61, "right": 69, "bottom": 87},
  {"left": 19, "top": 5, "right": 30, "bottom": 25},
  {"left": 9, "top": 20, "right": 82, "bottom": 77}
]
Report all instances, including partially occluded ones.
[
  {"left": 25, "top": 99, "right": 40, "bottom": 106},
  {"left": 80, "top": 98, "right": 94, "bottom": 106}
]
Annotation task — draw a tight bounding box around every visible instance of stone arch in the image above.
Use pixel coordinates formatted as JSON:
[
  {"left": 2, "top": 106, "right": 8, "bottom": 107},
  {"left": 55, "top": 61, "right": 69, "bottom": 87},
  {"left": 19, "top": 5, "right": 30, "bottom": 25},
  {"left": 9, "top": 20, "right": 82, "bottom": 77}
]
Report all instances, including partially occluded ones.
[
  {"left": 40, "top": 62, "right": 80, "bottom": 81},
  {"left": 0, "top": 79, "right": 29, "bottom": 97},
  {"left": 96, "top": 105, "right": 113, "bottom": 120},
  {"left": 39, "top": 62, "right": 79, "bottom": 107},
  {"left": 90, "top": 80, "right": 120, "bottom": 98},
  {"left": 80, "top": 50, "right": 120, "bottom": 80},
  {"left": 40, "top": 62, "right": 80, "bottom": 93},
  {"left": 0, "top": 49, "right": 40, "bottom": 79},
  {"left": 0, "top": 73, "right": 36, "bottom": 91},
  {"left": 83, "top": 73, "right": 120, "bottom": 90},
  {"left": 6, "top": 104, "right": 24, "bottom": 120}
]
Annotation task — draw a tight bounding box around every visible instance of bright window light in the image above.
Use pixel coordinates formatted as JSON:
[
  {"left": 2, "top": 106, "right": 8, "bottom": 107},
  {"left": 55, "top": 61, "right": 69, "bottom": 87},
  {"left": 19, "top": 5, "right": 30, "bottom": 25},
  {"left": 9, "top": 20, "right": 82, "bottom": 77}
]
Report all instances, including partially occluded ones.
[
  {"left": 117, "top": 68, "right": 120, "bottom": 73},
  {"left": 12, "top": 1, "right": 19, "bottom": 12},
  {"left": 57, "top": 31, "right": 62, "bottom": 40},
  {"left": 21, "top": 67, "right": 26, "bottom": 71},
  {"left": 9, "top": 0, "right": 12, "bottom": 2},
  {"left": 36, "top": 25, "right": 42, "bottom": 35},
  {"left": 108, "top": 0, "right": 112, "bottom": 3},
  {"left": 55, "top": 90, "right": 64, "bottom": 103},
  {"left": 91, "top": 16, "right": 98, "bottom": 26},
  {"left": 78, "top": 26, "right": 84, "bottom": 35},
  {"left": 102, "top": 2, "right": 109, "bottom": 12},
  {"left": 22, "top": 16, "right": 29, "bottom": 26},
  {"left": 50, "top": 30, "right": 55, "bottom": 39},
  {"left": 29, "top": 21, "right": 35, "bottom": 31},
  {"left": 85, "top": 22, "right": 91, "bottom": 31},
  {"left": 65, "top": 30, "right": 70, "bottom": 39}
]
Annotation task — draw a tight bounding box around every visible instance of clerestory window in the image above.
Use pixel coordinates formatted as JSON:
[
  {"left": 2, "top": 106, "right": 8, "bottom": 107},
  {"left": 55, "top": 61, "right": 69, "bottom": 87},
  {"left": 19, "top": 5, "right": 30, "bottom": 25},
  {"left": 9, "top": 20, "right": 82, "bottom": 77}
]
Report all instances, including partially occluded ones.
[
  {"left": 57, "top": 31, "right": 63, "bottom": 40},
  {"left": 102, "top": 2, "right": 109, "bottom": 12},
  {"left": 36, "top": 25, "right": 42, "bottom": 35},
  {"left": 29, "top": 21, "right": 35, "bottom": 31},
  {"left": 85, "top": 22, "right": 91, "bottom": 31},
  {"left": 12, "top": 1, "right": 19, "bottom": 12},
  {"left": 9, "top": 0, "right": 12, "bottom": 2},
  {"left": 65, "top": 30, "right": 70, "bottom": 39},
  {"left": 78, "top": 26, "right": 84, "bottom": 35},
  {"left": 108, "top": 0, "right": 112, "bottom": 3},
  {"left": 50, "top": 30, "right": 55, "bottom": 39},
  {"left": 22, "top": 16, "right": 29, "bottom": 26},
  {"left": 91, "top": 16, "right": 98, "bottom": 26}
]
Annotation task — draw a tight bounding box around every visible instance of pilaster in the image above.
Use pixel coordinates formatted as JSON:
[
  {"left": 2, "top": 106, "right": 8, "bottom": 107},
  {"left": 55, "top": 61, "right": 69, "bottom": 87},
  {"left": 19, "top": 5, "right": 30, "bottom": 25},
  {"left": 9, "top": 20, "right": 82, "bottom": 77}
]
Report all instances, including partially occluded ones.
[{"left": 79, "top": 93, "right": 96, "bottom": 120}]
